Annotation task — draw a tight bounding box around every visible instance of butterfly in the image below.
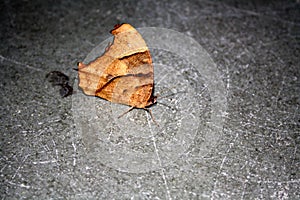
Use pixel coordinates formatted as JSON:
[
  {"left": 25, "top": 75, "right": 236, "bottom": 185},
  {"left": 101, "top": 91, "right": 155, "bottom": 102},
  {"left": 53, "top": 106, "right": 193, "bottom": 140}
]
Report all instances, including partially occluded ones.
[{"left": 77, "top": 24, "right": 157, "bottom": 120}]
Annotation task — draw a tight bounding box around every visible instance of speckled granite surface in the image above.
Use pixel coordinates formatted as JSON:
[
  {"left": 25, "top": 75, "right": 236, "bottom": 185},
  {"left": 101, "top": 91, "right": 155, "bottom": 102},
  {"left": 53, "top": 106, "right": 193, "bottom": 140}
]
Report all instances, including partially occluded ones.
[{"left": 1, "top": 0, "right": 299, "bottom": 199}]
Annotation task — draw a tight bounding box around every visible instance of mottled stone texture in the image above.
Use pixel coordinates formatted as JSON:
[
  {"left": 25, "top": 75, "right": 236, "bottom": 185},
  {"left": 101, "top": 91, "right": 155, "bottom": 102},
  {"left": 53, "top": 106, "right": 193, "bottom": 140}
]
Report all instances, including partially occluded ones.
[{"left": 0, "top": 0, "right": 299, "bottom": 199}]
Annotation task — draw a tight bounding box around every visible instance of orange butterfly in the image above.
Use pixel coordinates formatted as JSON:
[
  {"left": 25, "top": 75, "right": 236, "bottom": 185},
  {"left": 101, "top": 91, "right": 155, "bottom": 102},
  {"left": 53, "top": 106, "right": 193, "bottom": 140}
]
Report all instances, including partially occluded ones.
[{"left": 77, "top": 24, "right": 157, "bottom": 120}]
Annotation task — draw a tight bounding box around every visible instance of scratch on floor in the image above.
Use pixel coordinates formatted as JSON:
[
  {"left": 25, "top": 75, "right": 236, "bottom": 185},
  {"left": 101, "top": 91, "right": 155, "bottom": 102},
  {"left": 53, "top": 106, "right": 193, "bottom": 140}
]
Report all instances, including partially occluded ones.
[
  {"left": 7, "top": 180, "right": 31, "bottom": 189},
  {"left": 32, "top": 159, "right": 57, "bottom": 165},
  {"left": 211, "top": 132, "right": 239, "bottom": 199},
  {"left": 147, "top": 113, "right": 172, "bottom": 200},
  {"left": 0, "top": 55, "right": 43, "bottom": 72},
  {"left": 11, "top": 154, "right": 30, "bottom": 179},
  {"left": 72, "top": 140, "right": 77, "bottom": 167}
]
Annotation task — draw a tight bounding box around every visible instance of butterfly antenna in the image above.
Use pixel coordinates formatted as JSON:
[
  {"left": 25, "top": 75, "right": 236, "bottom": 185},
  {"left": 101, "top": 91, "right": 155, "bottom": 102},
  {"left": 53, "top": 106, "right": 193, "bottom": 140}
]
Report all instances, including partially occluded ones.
[{"left": 156, "top": 101, "right": 173, "bottom": 109}]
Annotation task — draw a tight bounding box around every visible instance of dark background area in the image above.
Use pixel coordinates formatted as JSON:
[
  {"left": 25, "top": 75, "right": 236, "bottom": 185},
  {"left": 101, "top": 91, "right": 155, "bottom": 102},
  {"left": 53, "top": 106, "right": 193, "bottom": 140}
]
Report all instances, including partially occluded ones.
[{"left": 1, "top": 0, "right": 299, "bottom": 199}]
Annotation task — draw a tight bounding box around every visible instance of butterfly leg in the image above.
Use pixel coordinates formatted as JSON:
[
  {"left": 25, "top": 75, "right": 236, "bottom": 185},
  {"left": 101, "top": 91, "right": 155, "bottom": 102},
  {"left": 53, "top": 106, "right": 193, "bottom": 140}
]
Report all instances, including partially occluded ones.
[
  {"left": 144, "top": 108, "right": 160, "bottom": 127},
  {"left": 118, "top": 107, "right": 134, "bottom": 119}
]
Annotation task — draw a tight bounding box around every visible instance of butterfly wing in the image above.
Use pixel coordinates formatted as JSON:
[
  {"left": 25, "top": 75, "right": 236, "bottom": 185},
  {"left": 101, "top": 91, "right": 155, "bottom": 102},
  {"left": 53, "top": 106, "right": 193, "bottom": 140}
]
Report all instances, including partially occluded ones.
[{"left": 78, "top": 24, "right": 155, "bottom": 108}]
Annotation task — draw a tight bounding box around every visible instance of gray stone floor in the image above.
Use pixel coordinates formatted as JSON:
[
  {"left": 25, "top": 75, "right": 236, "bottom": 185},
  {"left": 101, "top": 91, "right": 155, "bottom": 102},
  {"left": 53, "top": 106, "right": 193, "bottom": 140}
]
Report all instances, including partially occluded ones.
[{"left": 1, "top": 0, "right": 299, "bottom": 199}]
